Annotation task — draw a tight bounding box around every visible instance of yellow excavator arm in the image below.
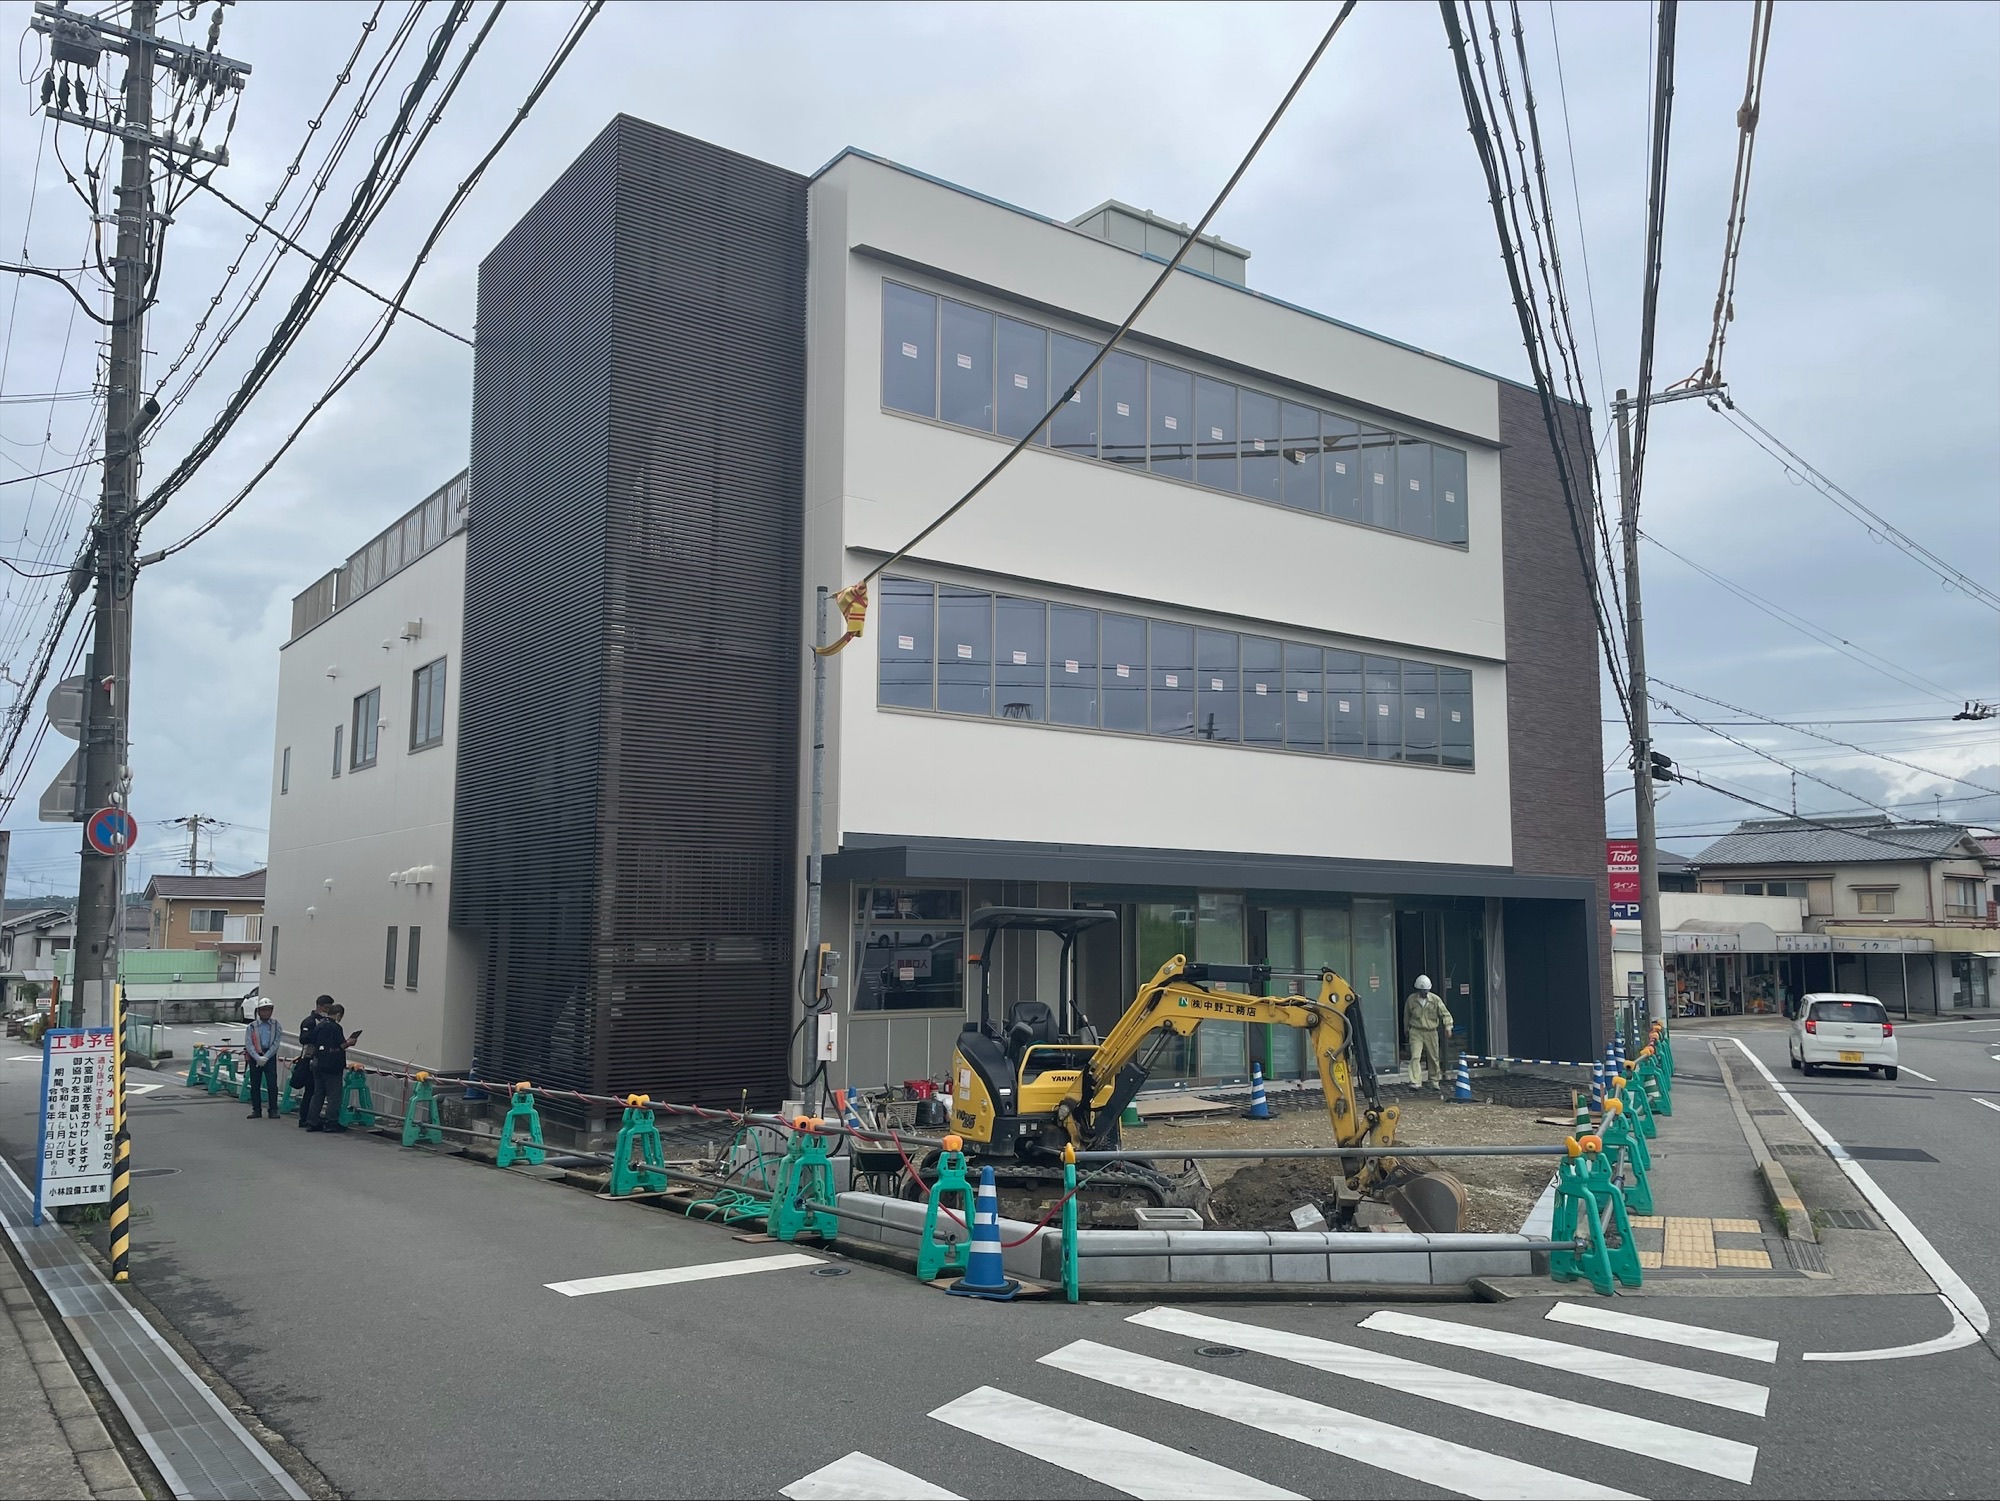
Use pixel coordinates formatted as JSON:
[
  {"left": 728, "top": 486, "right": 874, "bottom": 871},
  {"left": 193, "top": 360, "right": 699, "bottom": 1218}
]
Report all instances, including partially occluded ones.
[{"left": 1057, "top": 955, "right": 1404, "bottom": 1195}]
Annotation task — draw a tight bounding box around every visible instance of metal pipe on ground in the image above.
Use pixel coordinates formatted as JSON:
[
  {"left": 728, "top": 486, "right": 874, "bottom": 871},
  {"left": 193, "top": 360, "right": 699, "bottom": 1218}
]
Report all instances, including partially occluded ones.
[{"left": 1067, "top": 1233, "right": 1576, "bottom": 1257}]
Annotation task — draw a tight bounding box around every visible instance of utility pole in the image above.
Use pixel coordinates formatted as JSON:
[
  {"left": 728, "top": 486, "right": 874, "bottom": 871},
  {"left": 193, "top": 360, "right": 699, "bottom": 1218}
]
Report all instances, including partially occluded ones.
[
  {"left": 1615, "top": 389, "right": 1666, "bottom": 1030},
  {"left": 30, "top": 2, "right": 249, "bottom": 1026},
  {"left": 172, "top": 813, "right": 219, "bottom": 875}
]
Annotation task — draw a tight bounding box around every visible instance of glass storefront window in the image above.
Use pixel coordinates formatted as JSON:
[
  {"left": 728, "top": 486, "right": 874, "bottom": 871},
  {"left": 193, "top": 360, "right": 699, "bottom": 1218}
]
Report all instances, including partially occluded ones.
[
  {"left": 1350, "top": 897, "right": 1396, "bottom": 1071},
  {"left": 1196, "top": 892, "right": 1248, "bottom": 1080},
  {"left": 853, "top": 886, "right": 965, "bottom": 1012}
]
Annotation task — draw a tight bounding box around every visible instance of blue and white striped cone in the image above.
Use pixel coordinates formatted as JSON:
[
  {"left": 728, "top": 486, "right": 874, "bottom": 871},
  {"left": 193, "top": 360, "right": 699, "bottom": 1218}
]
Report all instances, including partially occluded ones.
[
  {"left": 1453, "top": 1054, "right": 1473, "bottom": 1102},
  {"left": 1590, "top": 1060, "right": 1606, "bottom": 1111},
  {"left": 947, "top": 1165, "right": 1020, "bottom": 1301},
  {"left": 1245, "top": 1061, "right": 1272, "bottom": 1120}
]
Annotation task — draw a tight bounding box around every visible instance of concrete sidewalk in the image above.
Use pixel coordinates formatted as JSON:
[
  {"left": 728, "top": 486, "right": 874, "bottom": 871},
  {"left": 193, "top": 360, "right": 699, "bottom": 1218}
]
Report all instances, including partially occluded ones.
[{"left": 0, "top": 1241, "right": 146, "bottom": 1501}]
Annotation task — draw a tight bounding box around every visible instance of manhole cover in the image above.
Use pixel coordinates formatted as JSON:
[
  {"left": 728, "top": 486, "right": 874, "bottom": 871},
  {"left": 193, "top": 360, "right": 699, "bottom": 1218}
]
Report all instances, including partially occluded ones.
[
  {"left": 1820, "top": 1208, "right": 1879, "bottom": 1230},
  {"left": 811, "top": 1265, "right": 852, "bottom": 1278},
  {"left": 1844, "top": 1146, "right": 1937, "bottom": 1163},
  {"left": 131, "top": 1167, "right": 179, "bottom": 1178},
  {"left": 1196, "top": 1345, "right": 1246, "bottom": 1359}
]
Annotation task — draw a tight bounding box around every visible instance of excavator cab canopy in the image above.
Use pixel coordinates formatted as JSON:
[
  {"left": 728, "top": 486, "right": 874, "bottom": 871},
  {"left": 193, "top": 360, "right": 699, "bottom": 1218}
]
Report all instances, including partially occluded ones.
[{"left": 967, "top": 908, "right": 1118, "bottom": 1056}]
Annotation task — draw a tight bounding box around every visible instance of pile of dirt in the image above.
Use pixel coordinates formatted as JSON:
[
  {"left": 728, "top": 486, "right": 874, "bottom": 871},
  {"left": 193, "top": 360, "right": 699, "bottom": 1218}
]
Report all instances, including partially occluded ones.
[{"left": 1130, "top": 1088, "right": 1565, "bottom": 1234}]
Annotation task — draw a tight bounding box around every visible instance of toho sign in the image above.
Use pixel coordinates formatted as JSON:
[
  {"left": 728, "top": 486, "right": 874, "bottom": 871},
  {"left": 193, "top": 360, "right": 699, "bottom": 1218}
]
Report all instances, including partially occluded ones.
[{"left": 1607, "top": 839, "right": 1641, "bottom": 920}]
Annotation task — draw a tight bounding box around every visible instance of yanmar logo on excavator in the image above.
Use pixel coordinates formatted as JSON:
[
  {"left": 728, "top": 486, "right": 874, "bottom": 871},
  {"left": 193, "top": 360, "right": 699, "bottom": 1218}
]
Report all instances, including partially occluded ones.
[{"left": 1176, "top": 996, "right": 1262, "bottom": 1019}]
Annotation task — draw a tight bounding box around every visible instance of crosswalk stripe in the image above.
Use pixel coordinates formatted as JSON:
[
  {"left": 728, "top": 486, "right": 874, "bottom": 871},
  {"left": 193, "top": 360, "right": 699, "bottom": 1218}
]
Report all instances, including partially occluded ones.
[
  {"left": 930, "top": 1385, "right": 1303, "bottom": 1500},
  {"left": 1041, "top": 1339, "right": 1635, "bottom": 1501},
  {"left": 545, "top": 1251, "right": 822, "bottom": 1296},
  {"left": 1360, "top": 1311, "right": 1768, "bottom": 1417},
  {"left": 780, "top": 1451, "right": 962, "bottom": 1500},
  {"left": 1546, "top": 1301, "right": 1780, "bottom": 1363},
  {"left": 1129, "top": 1308, "right": 1757, "bottom": 1485}
]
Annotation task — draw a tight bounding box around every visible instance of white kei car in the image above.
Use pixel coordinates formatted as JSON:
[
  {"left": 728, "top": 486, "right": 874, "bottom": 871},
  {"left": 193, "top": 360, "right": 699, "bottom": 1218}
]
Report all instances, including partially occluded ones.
[{"left": 1788, "top": 992, "right": 1898, "bottom": 1080}]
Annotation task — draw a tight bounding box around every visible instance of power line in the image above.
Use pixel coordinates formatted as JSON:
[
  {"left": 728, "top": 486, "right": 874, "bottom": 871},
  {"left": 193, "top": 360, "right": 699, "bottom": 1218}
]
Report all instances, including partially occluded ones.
[
  {"left": 1668, "top": 774, "right": 1986, "bottom": 856},
  {"left": 855, "top": 2, "right": 1359, "bottom": 596},
  {"left": 141, "top": 0, "right": 604, "bottom": 563},
  {"left": 1638, "top": 529, "right": 1967, "bottom": 704},
  {"left": 1651, "top": 675, "right": 2000, "bottom": 797},
  {"left": 1439, "top": 0, "right": 1633, "bottom": 731},
  {"left": 1691, "top": 0, "right": 1773, "bottom": 390},
  {"left": 1542, "top": 1, "right": 1610, "bottom": 414},
  {"left": 1716, "top": 399, "right": 2000, "bottom": 612},
  {"left": 1652, "top": 694, "right": 1902, "bottom": 820}
]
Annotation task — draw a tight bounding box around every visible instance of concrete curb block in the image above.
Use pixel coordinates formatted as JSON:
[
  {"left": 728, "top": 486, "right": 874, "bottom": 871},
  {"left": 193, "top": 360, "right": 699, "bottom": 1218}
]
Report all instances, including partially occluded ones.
[
  {"left": 1711, "top": 1040, "right": 1819, "bottom": 1245},
  {"left": 831, "top": 1192, "right": 1537, "bottom": 1288}
]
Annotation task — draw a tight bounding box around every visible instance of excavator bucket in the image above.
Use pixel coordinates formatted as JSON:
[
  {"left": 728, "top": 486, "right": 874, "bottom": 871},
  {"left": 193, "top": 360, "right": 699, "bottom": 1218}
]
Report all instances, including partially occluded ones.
[{"left": 1386, "top": 1171, "right": 1469, "bottom": 1234}]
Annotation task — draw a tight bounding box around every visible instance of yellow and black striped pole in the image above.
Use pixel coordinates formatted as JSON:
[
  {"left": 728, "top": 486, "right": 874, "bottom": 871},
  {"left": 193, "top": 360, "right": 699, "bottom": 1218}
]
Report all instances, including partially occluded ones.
[{"left": 109, "top": 982, "right": 131, "bottom": 1283}]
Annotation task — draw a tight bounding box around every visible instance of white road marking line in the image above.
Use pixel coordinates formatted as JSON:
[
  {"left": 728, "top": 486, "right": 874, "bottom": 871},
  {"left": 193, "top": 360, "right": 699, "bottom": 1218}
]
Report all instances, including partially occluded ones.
[
  {"left": 781, "top": 1452, "right": 961, "bottom": 1500},
  {"left": 1727, "top": 1038, "right": 1992, "bottom": 1343},
  {"left": 7, "top": 1055, "right": 40, "bottom": 1062},
  {"left": 1543, "top": 1301, "right": 1779, "bottom": 1363},
  {"left": 1801, "top": 1294, "right": 1984, "bottom": 1362},
  {"left": 1040, "top": 1339, "right": 1634, "bottom": 1501},
  {"left": 1359, "top": 1311, "right": 1768, "bottom": 1417},
  {"left": 1973, "top": 1098, "right": 2000, "bottom": 1114},
  {"left": 931, "top": 1385, "right": 1303, "bottom": 1500},
  {"left": 1898, "top": 1067, "right": 1937, "bottom": 1081},
  {"left": 545, "top": 1251, "right": 822, "bottom": 1296},
  {"left": 126, "top": 1082, "right": 163, "bottom": 1096},
  {"left": 1130, "top": 1308, "right": 1757, "bottom": 1485}
]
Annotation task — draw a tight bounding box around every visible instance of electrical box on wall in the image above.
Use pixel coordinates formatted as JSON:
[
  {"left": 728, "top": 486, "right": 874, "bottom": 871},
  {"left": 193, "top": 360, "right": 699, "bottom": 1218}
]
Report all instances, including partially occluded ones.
[{"left": 815, "top": 1009, "right": 838, "bottom": 1063}]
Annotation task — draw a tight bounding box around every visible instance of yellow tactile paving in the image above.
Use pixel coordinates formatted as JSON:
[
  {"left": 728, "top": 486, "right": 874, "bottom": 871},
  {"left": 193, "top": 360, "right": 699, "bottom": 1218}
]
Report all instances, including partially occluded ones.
[
  {"left": 1662, "top": 1216, "right": 1718, "bottom": 1269},
  {"left": 1638, "top": 1250, "right": 1662, "bottom": 1268},
  {"left": 1712, "top": 1218, "right": 1765, "bottom": 1235},
  {"left": 1715, "top": 1248, "right": 1773, "bottom": 1269},
  {"left": 1629, "top": 1216, "right": 1664, "bottom": 1228}
]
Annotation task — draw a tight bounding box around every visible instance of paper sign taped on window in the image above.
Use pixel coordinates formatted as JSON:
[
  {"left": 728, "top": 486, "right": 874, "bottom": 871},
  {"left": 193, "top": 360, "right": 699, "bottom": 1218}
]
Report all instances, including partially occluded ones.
[
  {"left": 1065, "top": 660, "right": 1080, "bottom": 674},
  {"left": 1012, "top": 650, "right": 1028, "bottom": 665},
  {"left": 1210, "top": 426, "right": 1224, "bottom": 440},
  {"left": 1164, "top": 674, "right": 1179, "bottom": 688},
  {"left": 1378, "top": 704, "right": 1390, "bottom": 716},
  {"left": 1410, "top": 479, "right": 1420, "bottom": 490},
  {"left": 1451, "top": 710, "right": 1462, "bottom": 722},
  {"left": 1296, "top": 690, "right": 1308, "bottom": 702},
  {"left": 1338, "top": 700, "right": 1350, "bottom": 712},
  {"left": 1415, "top": 706, "right": 1427, "bottom": 718},
  {"left": 1445, "top": 491, "right": 1457, "bottom": 503},
  {"left": 1373, "top": 473, "right": 1385, "bottom": 484},
  {"left": 901, "top": 342, "right": 919, "bottom": 359},
  {"left": 1253, "top": 438, "right": 1266, "bottom": 451},
  {"left": 1210, "top": 678, "right": 1223, "bottom": 692},
  {"left": 1334, "top": 461, "right": 1347, "bottom": 473},
  {"left": 897, "top": 635, "right": 915, "bottom": 651},
  {"left": 956, "top": 643, "right": 973, "bottom": 659},
  {"left": 1013, "top": 372, "right": 1029, "bottom": 388},
  {"left": 1254, "top": 683, "right": 1268, "bottom": 695},
  {"left": 1116, "top": 402, "right": 1131, "bottom": 417},
  {"left": 1164, "top": 415, "right": 1178, "bottom": 430},
  {"left": 1116, "top": 664, "right": 1130, "bottom": 678}
]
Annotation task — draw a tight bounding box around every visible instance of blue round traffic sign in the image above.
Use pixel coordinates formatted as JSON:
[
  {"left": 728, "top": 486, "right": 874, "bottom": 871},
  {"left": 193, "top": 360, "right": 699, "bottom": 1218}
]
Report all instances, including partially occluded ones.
[{"left": 86, "top": 807, "right": 138, "bottom": 856}]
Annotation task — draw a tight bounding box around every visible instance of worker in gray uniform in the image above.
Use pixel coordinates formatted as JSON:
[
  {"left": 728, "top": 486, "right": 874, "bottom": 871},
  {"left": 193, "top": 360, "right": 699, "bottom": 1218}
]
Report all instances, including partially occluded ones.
[{"left": 1404, "top": 975, "right": 1454, "bottom": 1097}]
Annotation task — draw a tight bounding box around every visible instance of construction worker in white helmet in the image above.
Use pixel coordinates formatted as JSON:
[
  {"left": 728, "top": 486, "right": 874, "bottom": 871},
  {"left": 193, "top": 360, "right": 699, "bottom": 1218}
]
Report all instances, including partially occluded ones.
[{"left": 1404, "top": 975, "right": 1454, "bottom": 1097}]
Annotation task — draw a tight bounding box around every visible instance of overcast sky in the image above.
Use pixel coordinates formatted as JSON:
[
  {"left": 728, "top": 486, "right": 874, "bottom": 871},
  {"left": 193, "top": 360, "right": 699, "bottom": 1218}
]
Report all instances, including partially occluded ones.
[{"left": 1, "top": 0, "right": 1995, "bottom": 899}]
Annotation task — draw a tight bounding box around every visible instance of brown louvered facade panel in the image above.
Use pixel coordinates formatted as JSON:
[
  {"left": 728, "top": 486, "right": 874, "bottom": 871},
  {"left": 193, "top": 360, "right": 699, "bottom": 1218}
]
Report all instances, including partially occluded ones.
[{"left": 455, "top": 117, "right": 805, "bottom": 1108}]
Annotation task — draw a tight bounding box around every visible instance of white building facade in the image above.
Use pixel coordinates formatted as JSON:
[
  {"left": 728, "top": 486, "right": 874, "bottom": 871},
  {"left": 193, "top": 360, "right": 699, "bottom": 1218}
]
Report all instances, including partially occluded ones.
[
  {"left": 800, "top": 153, "right": 1608, "bottom": 1091},
  {"left": 265, "top": 474, "right": 477, "bottom": 1068}
]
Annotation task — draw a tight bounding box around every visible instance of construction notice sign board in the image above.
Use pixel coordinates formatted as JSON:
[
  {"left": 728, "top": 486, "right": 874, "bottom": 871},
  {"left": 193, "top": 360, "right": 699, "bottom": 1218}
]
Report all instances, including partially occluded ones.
[
  {"left": 1607, "top": 839, "right": 1641, "bottom": 921},
  {"left": 35, "top": 1028, "right": 117, "bottom": 1224}
]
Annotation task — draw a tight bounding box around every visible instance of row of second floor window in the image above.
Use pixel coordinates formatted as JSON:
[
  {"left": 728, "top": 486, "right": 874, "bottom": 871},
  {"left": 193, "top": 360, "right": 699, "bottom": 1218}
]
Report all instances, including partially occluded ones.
[
  {"left": 881, "top": 280, "right": 1471, "bottom": 547},
  {"left": 878, "top": 576, "right": 1474, "bottom": 769},
  {"left": 278, "top": 657, "right": 447, "bottom": 793}
]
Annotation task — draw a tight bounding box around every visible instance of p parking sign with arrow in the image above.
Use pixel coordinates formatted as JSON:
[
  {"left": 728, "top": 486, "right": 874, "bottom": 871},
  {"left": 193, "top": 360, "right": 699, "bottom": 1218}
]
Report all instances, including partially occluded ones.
[{"left": 86, "top": 807, "right": 138, "bottom": 856}]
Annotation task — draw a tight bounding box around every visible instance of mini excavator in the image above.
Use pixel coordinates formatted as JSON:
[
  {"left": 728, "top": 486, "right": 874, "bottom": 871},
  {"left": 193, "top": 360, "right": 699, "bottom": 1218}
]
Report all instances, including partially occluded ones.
[{"left": 943, "top": 908, "right": 1468, "bottom": 1232}]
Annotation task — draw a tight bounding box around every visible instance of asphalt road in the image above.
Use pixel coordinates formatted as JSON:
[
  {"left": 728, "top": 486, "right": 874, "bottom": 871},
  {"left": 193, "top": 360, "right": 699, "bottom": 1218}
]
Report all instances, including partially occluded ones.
[
  {"left": 4, "top": 1023, "right": 1998, "bottom": 1500},
  {"left": 1730, "top": 1014, "right": 2000, "bottom": 1342}
]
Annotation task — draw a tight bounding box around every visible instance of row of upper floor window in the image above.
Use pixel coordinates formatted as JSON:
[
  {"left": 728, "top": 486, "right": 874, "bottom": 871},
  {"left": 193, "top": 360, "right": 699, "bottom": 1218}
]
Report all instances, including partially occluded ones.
[
  {"left": 278, "top": 658, "right": 447, "bottom": 794},
  {"left": 878, "top": 576, "right": 1474, "bottom": 768},
  {"left": 880, "top": 280, "right": 1471, "bottom": 547}
]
